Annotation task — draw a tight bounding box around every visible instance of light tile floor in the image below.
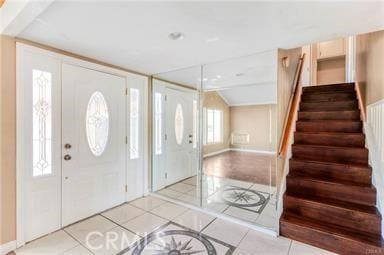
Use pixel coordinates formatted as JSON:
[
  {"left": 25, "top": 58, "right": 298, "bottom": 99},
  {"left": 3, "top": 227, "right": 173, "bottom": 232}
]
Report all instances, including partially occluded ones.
[
  {"left": 156, "top": 175, "right": 278, "bottom": 230},
  {"left": 15, "top": 195, "right": 336, "bottom": 255}
]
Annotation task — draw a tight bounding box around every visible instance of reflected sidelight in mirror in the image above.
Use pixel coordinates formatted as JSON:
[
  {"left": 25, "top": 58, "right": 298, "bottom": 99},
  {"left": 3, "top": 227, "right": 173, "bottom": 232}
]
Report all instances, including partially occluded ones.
[{"left": 151, "top": 65, "right": 202, "bottom": 207}]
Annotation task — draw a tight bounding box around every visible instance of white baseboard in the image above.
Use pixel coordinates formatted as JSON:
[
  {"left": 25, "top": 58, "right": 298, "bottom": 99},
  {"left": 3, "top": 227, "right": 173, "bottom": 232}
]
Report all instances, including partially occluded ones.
[
  {"left": 203, "top": 148, "right": 276, "bottom": 158},
  {"left": 0, "top": 240, "right": 16, "bottom": 255},
  {"left": 203, "top": 148, "right": 230, "bottom": 158},
  {"left": 230, "top": 148, "right": 277, "bottom": 155}
]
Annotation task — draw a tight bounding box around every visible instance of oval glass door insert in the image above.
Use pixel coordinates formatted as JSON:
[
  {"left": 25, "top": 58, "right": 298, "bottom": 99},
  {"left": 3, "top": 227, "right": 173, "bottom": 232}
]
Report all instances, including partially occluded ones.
[
  {"left": 174, "top": 103, "right": 184, "bottom": 145},
  {"left": 86, "top": 91, "right": 109, "bottom": 156}
]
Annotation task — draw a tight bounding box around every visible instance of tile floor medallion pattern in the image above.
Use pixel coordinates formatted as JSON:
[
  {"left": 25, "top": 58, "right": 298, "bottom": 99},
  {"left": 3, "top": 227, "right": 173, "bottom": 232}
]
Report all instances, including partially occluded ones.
[
  {"left": 14, "top": 195, "right": 336, "bottom": 255},
  {"left": 121, "top": 222, "right": 235, "bottom": 255},
  {"left": 210, "top": 185, "right": 270, "bottom": 214},
  {"left": 155, "top": 175, "right": 275, "bottom": 229}
]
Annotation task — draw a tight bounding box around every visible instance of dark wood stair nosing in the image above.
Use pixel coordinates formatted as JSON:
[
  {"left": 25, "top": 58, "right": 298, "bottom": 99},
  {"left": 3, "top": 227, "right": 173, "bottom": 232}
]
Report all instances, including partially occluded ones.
[
  {"left": 292, "top": 144, "right": 369, "bottom": 165},
  {"left": 294, "top": 131, "right": 366, "bottom": 148},
  {"left": 283, "top": 193, "right": 382, "bottom": 236},
  {"left": 284, "top": 193, "right": 380, "bottom": 214},
  {"left": 280, "top": 212, "right": 384, "bottom": 253},
  {"left": 286, "top": 175, "right": 376, "bottom": 206},
  {"left": 287, "top": 174, "right": 374, "bottom": 189}
]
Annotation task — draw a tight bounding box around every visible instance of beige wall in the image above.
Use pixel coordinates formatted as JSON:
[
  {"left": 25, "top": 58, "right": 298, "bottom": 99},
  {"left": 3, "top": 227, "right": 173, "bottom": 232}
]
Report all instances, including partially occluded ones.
[
  {"left": 309, "top": 38, "right": 347, "bottom": 86},
  {"left": 230, "top": 104, "right": 277, "bottom": 152},
  {"left": 356, "top": 30, "right": 384, "bottom": 106},
  {"left": 203, "top": 91, "right": 230, "bottom": 155},
  {"left": 0, "top": 35, "right": 17, "bottom": 245},
  {"left": 276, "top": 48, "right": 301, "bottom": 191},
  {"left": 277, "top": 48, "right": 301, "bottom": 145},
  {"left": 317, "top": 57, "right": 346, "bottom": 85}
]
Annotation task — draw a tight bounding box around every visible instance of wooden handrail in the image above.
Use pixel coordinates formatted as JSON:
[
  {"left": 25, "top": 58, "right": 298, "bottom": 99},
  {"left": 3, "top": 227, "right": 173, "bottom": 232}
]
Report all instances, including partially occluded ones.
[
  {"left": 278, "top": 53, "right": 305, "bottom": 157},
  {"left": 355, "top": 82, "right": 366, "bottom": 122}
]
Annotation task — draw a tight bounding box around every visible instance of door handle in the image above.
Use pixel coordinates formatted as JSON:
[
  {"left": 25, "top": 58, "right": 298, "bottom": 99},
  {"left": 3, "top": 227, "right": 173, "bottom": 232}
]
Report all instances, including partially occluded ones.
[{"left": 64, "top": 154, "right": 71, "bottom": 161}]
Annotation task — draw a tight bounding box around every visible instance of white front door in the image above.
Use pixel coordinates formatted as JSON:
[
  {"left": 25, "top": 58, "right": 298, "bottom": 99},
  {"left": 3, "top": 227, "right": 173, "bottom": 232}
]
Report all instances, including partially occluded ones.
[
  {"left": 164, "top": 88, "right": 195, "bottom": 186},
  {"left": 17, "top": 49, "right": 62, "bottom": 243},
  {"left": 61, "top": 64, "right": 126, "bottom": 225}
]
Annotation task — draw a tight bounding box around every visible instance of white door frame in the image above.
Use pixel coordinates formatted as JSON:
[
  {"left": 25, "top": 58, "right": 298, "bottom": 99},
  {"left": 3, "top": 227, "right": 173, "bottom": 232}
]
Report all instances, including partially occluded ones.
[
  {"left": 16, "top": 43, "right": 149, "bottom": 246},
  {"left": 151, "top": 79, "right": 198, "bottom": 191}
]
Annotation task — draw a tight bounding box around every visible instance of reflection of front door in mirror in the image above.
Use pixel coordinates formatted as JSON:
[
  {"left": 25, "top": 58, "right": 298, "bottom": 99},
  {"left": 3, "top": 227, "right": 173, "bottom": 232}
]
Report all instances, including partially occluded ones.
[
  {"left": 164, "top": 88, "right": 194, "bottom": 186},
  {"left": 62, "top": 64, "right": 126, "bottom": 225}
]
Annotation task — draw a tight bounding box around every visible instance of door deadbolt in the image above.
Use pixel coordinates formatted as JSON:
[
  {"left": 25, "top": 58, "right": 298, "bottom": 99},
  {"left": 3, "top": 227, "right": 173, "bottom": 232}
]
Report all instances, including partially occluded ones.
[
  {"left": 64, "top": 154, "right": 71, "bottom": 160},
  {"left": 64, "top": 143, "right": 72, "bottom": 149}
]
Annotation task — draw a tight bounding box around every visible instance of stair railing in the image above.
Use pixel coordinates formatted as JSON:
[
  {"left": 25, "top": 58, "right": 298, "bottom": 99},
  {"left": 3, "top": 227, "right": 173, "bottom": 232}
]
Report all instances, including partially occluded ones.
[
  {"left": 276, "top": 53, "right": 306, "bottom": 224},
  {"left": 278, "top": 53, "right": 305, "bottom": 157}
]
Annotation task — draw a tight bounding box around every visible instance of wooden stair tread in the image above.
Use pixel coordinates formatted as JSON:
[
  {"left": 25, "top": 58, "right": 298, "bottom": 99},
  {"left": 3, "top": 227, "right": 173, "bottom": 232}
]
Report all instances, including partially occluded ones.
[
  {"left": 302, "top": 90, "right": 356, "bottom": 95},
  {"left": 294, "top": 131, "right": 363, "bottom": 135},
  {"left": 298, "top": 111, "right": 361, "bottom": 121},
  {"left": 298, "top": 110, "right": 359, "bottom": 113},
  {"left": 281, "top": 212, "right": 384, "bottom": 247},
  {"left": 303, "top": 83, "right": 355, "bottom": 88},
  {"left": 290, "top": 157, "right": 371, "bottom": 170},
  {"left": 297, "top": 119, "right": 362, "bottom": 123},
  {"left": 296, "top": 120, "right": 362, "bottom": 133},
  {"left": 293, "top": 135, "right": 366, "bottom": 147},
  {"left": 289, "top": 157, "right": 372, "bottom": 185},
  {"left": 302, "top": 83, "right": 355, "bottom": 92},
  {"left": 292, "top": 144, "right": 368, "bottom": 153},
  {"left": 299, "top": 109, "right": 359, "bottom": 113},
  {"left": 301, "top": 99, "right": 357, "bottom": 104},
  {"left": 301, "top": 100, "right": 358, "bottom": 107},
  {"left": 287, "top": 174, "right": 374, "bottom": 188},
  {"left": 292, "top": 143, "right": 367, "bottom": 149},
  {"left": 292, "top": 145, "right": 368, "bottom": 169},
  {"left": 284, "top": 192, "right": 380, "bottom": 216}
]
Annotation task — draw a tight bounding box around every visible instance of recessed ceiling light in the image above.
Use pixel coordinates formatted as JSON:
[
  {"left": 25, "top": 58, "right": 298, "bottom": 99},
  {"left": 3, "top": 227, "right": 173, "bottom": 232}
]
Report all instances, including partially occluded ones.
[
  {"left": 216, "top": 75, "right": 222, "bottom": 79},
  {"left": 168, "top": 32, "right": 185, "bottom": 41},
  {"left": 206, "top": 37, "right": 220, "bottom": 43}
]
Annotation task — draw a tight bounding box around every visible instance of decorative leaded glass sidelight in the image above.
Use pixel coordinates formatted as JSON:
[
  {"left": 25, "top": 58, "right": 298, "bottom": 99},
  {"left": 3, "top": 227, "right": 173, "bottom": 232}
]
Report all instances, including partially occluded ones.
[
  {"left": 32, "top": 69, "right": 52, "bottom": 177},
  {"left": 130, "top": 88, "right": 140, "bottom": 159},
  {"left": 174, "top": 103, "right": 184, "bottom": 145},
  {"left": 86, "top": 91, "right": 110, "bottom": 156}
]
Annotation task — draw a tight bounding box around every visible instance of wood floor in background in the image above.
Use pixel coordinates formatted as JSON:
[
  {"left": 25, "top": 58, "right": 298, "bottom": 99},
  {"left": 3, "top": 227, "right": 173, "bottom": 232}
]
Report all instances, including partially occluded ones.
[{"left": 203, "top": 151, "right": 276, "bottom": 186}]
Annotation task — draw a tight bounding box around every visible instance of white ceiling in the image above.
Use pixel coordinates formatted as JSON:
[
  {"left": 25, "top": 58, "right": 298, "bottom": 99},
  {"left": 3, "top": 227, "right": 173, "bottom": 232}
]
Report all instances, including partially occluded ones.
[
  {"left": 17, "top": 1, "right": 384, "bottom": 76},
  {"left": 217, "top": 83, "right": 277, "bottom": 106},
  {"left": 154, "top": 49, "right": 278, "bottom": 89},
  {"left": 154, "top": 49, "right": 279, "bottom": 105}
]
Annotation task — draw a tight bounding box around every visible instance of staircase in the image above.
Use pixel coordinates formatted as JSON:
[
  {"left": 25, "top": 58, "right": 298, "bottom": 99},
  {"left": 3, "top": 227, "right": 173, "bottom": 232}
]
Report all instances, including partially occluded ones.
[{"left": 280, "top": 83, "right": 384, "bottom": 255}]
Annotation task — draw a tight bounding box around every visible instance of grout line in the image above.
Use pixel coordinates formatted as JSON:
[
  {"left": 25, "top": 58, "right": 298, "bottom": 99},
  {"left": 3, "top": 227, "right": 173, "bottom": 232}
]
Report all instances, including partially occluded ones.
[
  {"left": 63, "top": 228, "right": 95, "bottom": 255},
  {"left": 199, "top": 217, "right": 217, "bottom": 233},
  {"left": 98, "top": 214, "right": 143, "bottom": 237},
  {"left": 286, "top": 239, "right": 293, "bottom": 255},
  {"left": 128, "top": 196, "right": 167, "bottom": 211},
  {"left": 234, "top": 228, "right": 251, "bottom": 252}
]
